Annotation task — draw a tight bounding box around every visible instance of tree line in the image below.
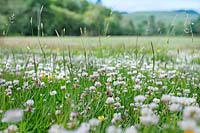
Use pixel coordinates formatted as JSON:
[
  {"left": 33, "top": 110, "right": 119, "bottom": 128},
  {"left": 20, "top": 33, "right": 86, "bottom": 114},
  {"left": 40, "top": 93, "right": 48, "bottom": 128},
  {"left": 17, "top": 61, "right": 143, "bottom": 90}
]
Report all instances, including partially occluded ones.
[{"left": 0, "top": 0, "right": 200, "bottom": 36}]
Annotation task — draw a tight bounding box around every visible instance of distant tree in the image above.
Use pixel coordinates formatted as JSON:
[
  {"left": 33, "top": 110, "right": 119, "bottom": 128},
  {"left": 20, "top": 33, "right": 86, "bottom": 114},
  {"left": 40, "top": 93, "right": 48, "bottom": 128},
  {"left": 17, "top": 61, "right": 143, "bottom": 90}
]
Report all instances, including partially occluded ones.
[
  {"left": 136, "top": 20, "right": 148, "bottom": 35},
  {"left": 146, "top": 15, "right": 156, "bottom": 35},
  {"left": 193, "top": 16, "right": 200, "bottom": 35},
  {"left": 157, "top": 21, "right": 166, "bottom": 35}
]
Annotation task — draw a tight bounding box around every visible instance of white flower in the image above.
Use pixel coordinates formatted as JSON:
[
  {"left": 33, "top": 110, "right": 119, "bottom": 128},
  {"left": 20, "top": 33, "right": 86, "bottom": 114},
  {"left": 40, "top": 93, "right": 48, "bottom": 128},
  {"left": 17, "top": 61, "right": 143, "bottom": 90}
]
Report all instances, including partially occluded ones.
[
  {"left": 155, "top": 81, "right": 162, "bottom": 86},
  {"left": 94, "top": 82, "right": 101, "bottom": 87},
  {"left": 106, "top": 125, "right": 122, "bottom": 133},
  {"left": 5, "top": 88, "right": 12, "bottom": 96},
  {"left": 178, "top": 120, "right": 197, "bottom": 131},
  {"left": 149, "top": 103, "right": 158, "bottom": 110},
  {"left": 48, "top": 124, "right": 66, "bottom": 133},
  {"left": 111, "top": 113, "right": 121, "bottom": 124},
  {"left": 161, "top": 95, "right": 171, "bottom": 103},
  {"left": 140, "top": 114, "right": 159, "bottom": 125},
  {"left": 125, "top": 126, "right": 137, "bottom": 133},
  {"left": 70, "top": 112, "right": 78, "bottom": 121},
  {"left": 76, "top": 122, "right": 90, "bottom": 133},
  {"left": 50, "top": 90, "right": 57, "bottom": 96},
  {"left": 23, "top": 82, "right": 29, "bottom": 88},
  {"left": 141, "top": 107, "right": 153, "bottom": 116},
  {"left": 169, "top": 103, "right": 182, "bottom": 112},
  {"left": 153, "top": 98, "right": 160, "bottom": 104},
  {"left": 89, "top": 118, "right": 100, "bottom": 127},
  {"left": 89, "top": 86, "right": 96, "bottom": 91},
  {"left": 183, "top": 89, "right": 190, "bottom": 94},
  {"left": 55, "top": 110, "right": 61, "bottom": 115},
  {"left": 134, "top": 84, "right": 141, "bottom": 90},
  {"left": 140, "top": 107, "right": 159, "bottom": 125},
  {"left": 134, "top": 95, "right": 146, "bottom": 103},
  {"left": 13, "top": 80, "right": 19, "bottom": 86},
  {"left": 60, "top": 86, "right": 66, "bottom": 90},
  {"left": 26, "top": 99, "right": 34, "bottom": 106},
  {"left": 1, "top": 109, "right": 23, "bottom": 123},
  {"left": 183, "top": 106, "right": 200, "bottom": 120},
  {"left": 7, "top": 125, "right": 18, "bottom": 132},
  {"left": 106, "top": 97, "right": 115, "bottom": 104}
]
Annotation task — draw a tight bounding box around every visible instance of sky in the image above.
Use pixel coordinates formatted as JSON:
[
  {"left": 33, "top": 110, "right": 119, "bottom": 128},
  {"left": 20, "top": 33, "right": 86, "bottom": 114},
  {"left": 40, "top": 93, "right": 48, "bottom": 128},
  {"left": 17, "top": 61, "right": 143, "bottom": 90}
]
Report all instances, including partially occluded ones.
[{"left": 89, "top": 0, "right": 200, "bottom": 13}]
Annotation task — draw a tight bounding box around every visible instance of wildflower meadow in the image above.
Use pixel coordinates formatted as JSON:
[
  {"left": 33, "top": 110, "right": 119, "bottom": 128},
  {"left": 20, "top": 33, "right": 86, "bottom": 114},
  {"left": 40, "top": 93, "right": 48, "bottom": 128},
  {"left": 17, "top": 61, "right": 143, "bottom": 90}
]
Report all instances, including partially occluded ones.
[{"left": 0, "top": 36, "right": 199, "bottom": 133}]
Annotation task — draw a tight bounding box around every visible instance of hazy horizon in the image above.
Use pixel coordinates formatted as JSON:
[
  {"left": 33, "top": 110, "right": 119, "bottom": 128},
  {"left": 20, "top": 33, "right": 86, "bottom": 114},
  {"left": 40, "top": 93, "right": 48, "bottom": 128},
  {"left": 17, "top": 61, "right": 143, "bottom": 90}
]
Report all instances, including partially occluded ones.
[{"left": 88, "top": 0, "right": 200, "bottom": 13}]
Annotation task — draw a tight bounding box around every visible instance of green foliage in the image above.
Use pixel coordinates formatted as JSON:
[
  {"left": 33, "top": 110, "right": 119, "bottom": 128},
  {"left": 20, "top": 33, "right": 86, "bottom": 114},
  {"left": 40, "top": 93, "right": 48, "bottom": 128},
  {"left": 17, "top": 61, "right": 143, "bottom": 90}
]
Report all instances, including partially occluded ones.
[
  {"left": 0, "top": 0, "right": 135, "bottom": 36},
  {"left": 0, "top": 0, "right": 200, "bottom": 36},
  {"left": 124, "top": 11, "right": 200, "bottom": 36},
  {"left": 193, "top": 17, "right": 200, "bottom": 34}
]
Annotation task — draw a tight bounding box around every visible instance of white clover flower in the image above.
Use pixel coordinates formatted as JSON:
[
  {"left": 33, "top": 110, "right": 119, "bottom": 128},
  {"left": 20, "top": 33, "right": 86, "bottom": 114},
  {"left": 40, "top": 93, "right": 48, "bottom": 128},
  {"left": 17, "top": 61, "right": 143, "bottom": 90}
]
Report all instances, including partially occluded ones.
[
  {"left": 111, "top": 113, "right": 121, "bottom": 124},
  {"left": 50, "top": 90, "right": 57, "bottom": 96},
  {"left": 13, "top": 80, "right": 19, "bottom": 86},
  {"left": 2, "top": 109, "right": 23, "bottom": 123},
  {"left": 23, "top": 82, "right": 29, "bottom": 88},
  {"left": 114, "top": 102, "right": 123, "bottom": 109},
  {"left": 89, "top": 118, "right": 100, "bottom": 127},
  {"left": 7, "top": 125, "right": 18, "bottom": 132},
  {"left": 134, "top": 84, "right": 141, "bottom": 90},
  {"left": 26, "top": 99, "right": 34, "bottom": 106},
  {"left": 183, "top": 106, "right": 200, "bottom": 120},
  {"left": 148, "top": 86, "right": 159, "bottom": 92},
  {"left": 5, "top": 81, "right": 12, "bottom": 86},
  {"left": 161, "top": 95, "right": 171, "bottom": 103},
  {"left": 169, "top": 103, "right": 182, "bottom": 112},
  {"left": 149, "top": 103, "right": 158, "bottom": 110},
  {"left": 125, "top": 126, "right": 137, "bottom": 133},
  {"left": 153, "top": 98, "right": 160, "bottom": 104},
  {"left": 94, "top": 81, "right": 101, "bottom": 87},
  {"left": 70, "top": 112, "right": 78, "bottom": 121},
  {"left": 41, "top": 82, "right": 45, "bottom": 87},
  {"left": 106, "top": 125, "right": 122, "bottom": 133},
  {"left": 5, "top": 88, "right": 12, "bottom": 96},
  {"left": 140, "top": 114, "right": 159, "bottom": 125},
  {"left": 106, "top": 97, "right": 115, "bottom": 104},
  {"left": 113, "top": 81, "right": 119, "bottom": 86},
  {"left": 89, "top": 86, "right": 96, "bottom": 91},
  {"left": 183, "top": 89, "right": 190, "bottom": 94},
  {"left": 134, "top": 95, "right": 146, "bottom": 103},
  {"left": 178, "top": 120, "right": 197, "bottom": 131},
  {"left": 48, "top": 124, "right": 66, "bottom": 133},
  {"left": 60, "top": 86, "right": 66, "bottom": 90},
  {"left": 140, "top": 107, "right": 159, "bottom": 125},
  {"left": 76, "top": 122, "right": 90, "bottom": 133},
  {"left": 155, "top": 81, "right": 162, "bottom": 86},
  {"left": 16, "top": 87, "right": 21, "bottom": 91},
  {"left": 55, "top": 110, "right": 61, "bottom": 115},
  {"left": 82, "top": 72, "right": 88, "bottom": 77},
  {"left": 141, "top": 107, "right": 153, "bottom": 116}
]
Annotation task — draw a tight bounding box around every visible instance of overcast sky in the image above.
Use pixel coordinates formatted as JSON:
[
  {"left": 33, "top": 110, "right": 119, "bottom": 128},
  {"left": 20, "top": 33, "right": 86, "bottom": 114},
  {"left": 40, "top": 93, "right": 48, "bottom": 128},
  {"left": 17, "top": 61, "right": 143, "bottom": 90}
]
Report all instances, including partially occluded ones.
[{"left": 89, "top": 0, "right": 200, "bottom": 13}]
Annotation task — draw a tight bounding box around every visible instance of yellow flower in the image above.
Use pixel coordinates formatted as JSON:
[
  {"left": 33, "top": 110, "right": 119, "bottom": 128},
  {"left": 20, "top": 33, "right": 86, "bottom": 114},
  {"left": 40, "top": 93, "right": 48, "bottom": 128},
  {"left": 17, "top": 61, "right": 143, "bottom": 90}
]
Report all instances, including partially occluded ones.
[
  {"left": 184, "top": 130, "right": 194, "bottom": 133},
  {"left": 98, "top": 116, "right": 105, "bottom": 121},
  {"left": 41, "top": 72, "right": 45, "bottom": 79},
  {"left": 48, "top": 75, "right": 53, "bottom": 81}
]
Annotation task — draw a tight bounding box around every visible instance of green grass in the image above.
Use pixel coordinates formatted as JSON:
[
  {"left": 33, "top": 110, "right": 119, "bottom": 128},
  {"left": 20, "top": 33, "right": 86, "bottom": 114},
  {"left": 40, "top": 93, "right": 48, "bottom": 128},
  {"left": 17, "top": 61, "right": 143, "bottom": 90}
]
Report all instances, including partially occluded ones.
[{"left": 0, "top": 36, "right": 200, "bottom": 133}]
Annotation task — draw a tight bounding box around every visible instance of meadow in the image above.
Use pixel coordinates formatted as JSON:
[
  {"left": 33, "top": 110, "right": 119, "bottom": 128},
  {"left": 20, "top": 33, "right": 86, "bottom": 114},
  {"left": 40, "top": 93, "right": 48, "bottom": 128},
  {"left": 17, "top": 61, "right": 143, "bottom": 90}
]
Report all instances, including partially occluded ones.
[{"left": 0, "top": 36, "right": 200, "bottom": 133}]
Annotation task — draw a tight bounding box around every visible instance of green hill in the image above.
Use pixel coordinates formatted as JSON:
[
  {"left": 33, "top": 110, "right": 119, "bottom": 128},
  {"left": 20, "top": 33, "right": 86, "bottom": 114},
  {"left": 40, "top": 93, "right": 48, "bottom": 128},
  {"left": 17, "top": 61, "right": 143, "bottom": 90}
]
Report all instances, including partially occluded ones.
[{"left": 124, "top": 11, "right": 199, "bottom": 24}]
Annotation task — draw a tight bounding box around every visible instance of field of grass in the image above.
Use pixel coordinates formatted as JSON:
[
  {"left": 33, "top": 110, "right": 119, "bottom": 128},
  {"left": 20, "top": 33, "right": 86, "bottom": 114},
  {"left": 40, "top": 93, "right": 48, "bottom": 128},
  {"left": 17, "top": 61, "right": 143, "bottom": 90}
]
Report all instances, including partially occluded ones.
[{"left": 0, "top": 36, "right": 200, "bottom": 133}]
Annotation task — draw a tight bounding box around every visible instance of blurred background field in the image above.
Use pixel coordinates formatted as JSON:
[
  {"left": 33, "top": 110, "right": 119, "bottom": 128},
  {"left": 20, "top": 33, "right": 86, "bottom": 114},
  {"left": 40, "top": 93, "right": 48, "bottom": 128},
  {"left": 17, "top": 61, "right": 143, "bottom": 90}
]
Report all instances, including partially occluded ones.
[
  {"left": 0, "top": 0, "right": 200, "bottom": 37},
  {"left": 0, "top": 37, "right": 200, "bottom": 50}
]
